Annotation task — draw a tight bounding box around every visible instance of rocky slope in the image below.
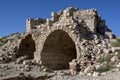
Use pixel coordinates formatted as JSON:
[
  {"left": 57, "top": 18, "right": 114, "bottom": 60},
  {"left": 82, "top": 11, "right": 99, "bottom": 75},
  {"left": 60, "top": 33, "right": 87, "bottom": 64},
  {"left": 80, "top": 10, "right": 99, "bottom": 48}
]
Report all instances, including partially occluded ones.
[{"left": 0, "top": 33, "right": 24, "bottom": 63}]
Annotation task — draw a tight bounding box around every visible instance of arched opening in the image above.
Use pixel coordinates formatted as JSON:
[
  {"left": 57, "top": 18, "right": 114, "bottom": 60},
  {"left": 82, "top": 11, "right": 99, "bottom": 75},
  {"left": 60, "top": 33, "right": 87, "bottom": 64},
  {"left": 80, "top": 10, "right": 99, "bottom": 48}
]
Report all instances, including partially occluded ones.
[
  {"left": 41, "top": 30, "right": 77, "bottom": 70},
  {"left": 16, "top": 34, "right": 35, "bottom": 59}
]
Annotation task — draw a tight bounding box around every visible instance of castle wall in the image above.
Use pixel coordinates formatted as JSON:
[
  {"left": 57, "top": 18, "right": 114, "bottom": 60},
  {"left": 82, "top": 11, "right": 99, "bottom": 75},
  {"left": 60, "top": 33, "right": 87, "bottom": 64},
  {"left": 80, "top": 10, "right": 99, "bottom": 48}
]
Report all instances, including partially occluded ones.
[
  {"left": 24, "top": 7, "right": 115, "bottom": 71},
  {"left": 26, "top": 18, "right": 46, "bottom": 32}
]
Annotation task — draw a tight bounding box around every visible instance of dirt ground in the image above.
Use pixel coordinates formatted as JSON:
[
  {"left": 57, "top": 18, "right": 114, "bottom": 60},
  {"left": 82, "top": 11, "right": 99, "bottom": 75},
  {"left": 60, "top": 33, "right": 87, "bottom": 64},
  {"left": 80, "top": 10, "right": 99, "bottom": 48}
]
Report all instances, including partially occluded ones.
[{"left": 1, "top": 62, "right": 120, "bottom": 80}]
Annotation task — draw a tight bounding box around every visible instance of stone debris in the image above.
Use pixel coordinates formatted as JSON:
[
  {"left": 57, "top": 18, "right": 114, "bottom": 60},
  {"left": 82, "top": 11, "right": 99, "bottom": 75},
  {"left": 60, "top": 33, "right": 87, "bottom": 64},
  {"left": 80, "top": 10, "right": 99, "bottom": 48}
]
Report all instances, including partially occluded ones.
[
  {"left": 111, "top": 56, "right": 119, "bottom": 63},
  {"left": 115, "top": 62, "right": 120, "bottom": 72},
  {"left": 16, "top": 56, "right": 27, "bottom": 64},
  {"left": 84, "top": 66, "right": 95, "bottom": 74},
  {"left": 101, "top": 72, "right": 107, "bottom": 76},
  {"left": 23, "top": 60, "right": 32, "bottom": 65},
  {"left": 70, "top": 69, "right": 77, "bottom": 75},
  {"left": 69, "top": 59, "right": 80, "bottom": 75},
  {"left": 56, "top": 71, "right": 66, "bottom": 76},
  {"left": 79, "top": 71, "right": 86, "bottom": 76},
  {"left": 92, "top": 72, "right": 100, "bottom": 77}
]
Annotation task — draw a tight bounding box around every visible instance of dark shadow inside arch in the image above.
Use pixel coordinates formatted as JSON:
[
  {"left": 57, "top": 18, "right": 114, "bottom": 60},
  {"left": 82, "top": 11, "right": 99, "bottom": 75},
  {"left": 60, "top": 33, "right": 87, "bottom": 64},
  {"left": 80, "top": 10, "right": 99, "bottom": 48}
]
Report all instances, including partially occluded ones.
[
  {"left": 41, "top": 30, "right": 77, "bottom": 70},
  {"left": 16, "top": 34, "right": 35, "bottom": 59}
]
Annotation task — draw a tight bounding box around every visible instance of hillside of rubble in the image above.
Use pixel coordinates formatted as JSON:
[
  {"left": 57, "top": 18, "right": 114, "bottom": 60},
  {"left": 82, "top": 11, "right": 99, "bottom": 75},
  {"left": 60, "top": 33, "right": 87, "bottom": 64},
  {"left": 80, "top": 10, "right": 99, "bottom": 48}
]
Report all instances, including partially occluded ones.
[{"left": 0, "top": 33, "right": 120, "bottom": 80}]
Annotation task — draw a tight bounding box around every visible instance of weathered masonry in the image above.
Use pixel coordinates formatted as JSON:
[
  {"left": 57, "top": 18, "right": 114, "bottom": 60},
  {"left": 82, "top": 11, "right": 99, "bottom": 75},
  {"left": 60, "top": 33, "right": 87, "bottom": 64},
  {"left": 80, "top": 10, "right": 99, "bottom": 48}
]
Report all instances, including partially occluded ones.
[{"left": 16, "top": 7, "right": 115, "bottom": 70}]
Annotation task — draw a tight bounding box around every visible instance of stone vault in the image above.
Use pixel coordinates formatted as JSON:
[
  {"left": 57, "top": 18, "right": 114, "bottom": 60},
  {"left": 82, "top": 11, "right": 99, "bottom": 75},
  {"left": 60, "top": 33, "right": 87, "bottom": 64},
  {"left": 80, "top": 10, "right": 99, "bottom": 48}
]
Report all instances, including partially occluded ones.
[{"left": 41, "top": 30, "right": 77, "bottom": 69}]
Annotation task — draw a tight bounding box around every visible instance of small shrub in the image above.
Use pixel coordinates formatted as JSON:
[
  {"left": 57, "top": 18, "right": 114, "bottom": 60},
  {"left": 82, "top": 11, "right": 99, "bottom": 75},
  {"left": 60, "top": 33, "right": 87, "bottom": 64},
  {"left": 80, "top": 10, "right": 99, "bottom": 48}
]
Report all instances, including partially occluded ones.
[
  {"left": 0, "top": 38, "right": 8, "bottom": 46},
  {"left": 112, "top": 38, "right": 120, "bottom": 47},
  {"left": 96, "top": 54, "right": 114, "bottom": 73},
  {"left": 95, "top": 64, "right": 110, "bottom": 73},
  {"left": 97, "top": 54, "right": 114, "bottom": 63},
  {"left": 95, "top": 62, "right": 114, "bottom": 73}
]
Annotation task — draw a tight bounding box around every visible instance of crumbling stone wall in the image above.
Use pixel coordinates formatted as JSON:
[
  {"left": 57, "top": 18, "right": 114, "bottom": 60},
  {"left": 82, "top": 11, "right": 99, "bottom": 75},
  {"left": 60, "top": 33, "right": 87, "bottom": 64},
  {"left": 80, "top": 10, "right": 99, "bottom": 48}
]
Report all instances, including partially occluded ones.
[
  {"left": 25, "top": 7, "right": 115, "bottom": 71},
  {"left": 16, "top": 34, "right": 36, "bottom": 59},
  {"left": 29, "top": 8, "right": 113, "bottom": 65},
  {"left": 26, "top": 18, "right": 46, "bottom": 32}
]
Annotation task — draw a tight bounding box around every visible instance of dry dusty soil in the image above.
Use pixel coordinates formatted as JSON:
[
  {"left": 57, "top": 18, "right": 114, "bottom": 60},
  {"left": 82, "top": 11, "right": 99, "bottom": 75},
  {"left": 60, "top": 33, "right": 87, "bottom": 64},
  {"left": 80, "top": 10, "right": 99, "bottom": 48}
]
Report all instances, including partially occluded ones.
[{"left": 0, "top": 62, "right": 120, "bottom": 80}]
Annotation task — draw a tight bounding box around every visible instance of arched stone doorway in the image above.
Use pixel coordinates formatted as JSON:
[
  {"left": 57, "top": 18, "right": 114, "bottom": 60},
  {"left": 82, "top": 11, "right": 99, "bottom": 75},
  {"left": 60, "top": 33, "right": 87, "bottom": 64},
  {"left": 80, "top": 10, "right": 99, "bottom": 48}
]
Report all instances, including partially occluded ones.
[
  {"left": 16, "top": 34, "right": 35, "bottom": 59},
  {"left": 41, "top": 30, "right": 77, "bottom": 70}
]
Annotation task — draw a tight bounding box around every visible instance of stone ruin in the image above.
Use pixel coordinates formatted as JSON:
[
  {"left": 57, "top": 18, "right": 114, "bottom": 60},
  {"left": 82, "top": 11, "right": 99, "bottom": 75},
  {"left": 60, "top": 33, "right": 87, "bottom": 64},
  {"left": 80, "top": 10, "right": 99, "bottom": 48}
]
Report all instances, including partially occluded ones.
[{"left": 0, "top": 7, "right": 117, "bottom": 75}]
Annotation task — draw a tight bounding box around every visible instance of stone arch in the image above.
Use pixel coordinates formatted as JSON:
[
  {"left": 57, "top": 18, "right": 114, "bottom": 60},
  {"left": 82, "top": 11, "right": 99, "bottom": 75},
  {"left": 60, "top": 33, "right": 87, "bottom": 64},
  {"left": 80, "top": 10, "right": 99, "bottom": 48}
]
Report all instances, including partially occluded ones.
[
  {"left": 16, "top": 34, "right": 36, "bottom": 59},
  {"left": 41, "top": 30, "right": 77, "bottom": 70}
]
